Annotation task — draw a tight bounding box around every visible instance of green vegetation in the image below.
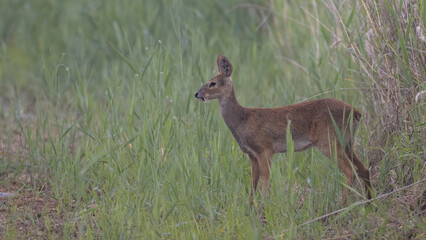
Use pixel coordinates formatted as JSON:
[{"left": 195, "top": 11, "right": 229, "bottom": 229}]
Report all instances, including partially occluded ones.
[{"left": 0, "top": 0, "right": 424, "bottom": 239}]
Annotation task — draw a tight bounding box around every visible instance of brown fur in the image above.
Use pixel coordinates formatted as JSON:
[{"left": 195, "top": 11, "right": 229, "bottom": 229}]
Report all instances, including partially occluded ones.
[{"left": 195, "top": 55, "right": 372, "bottom": 203}]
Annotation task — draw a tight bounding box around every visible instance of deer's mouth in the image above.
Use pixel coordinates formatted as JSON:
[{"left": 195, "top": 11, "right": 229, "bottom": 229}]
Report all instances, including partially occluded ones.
[
  {"left": 197, "top": 96, "right": 208, "bottom": 102},
  {"left": 194, "top": 91, "right": 208, "bottom": 102}
]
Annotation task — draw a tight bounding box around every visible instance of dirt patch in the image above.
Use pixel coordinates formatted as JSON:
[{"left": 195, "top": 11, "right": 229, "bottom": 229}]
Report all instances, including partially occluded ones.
[
  {"left": 0, "top": 128, "right": 73, "bottom": 239},
  {"left": 0, "top": 180, "right": 71, "bottom": 239}
]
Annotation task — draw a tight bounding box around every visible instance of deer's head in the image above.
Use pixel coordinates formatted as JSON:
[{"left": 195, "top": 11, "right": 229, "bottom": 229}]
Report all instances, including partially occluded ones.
[{"left": 195, "top": 55, "right": 233, "bottom": 102}]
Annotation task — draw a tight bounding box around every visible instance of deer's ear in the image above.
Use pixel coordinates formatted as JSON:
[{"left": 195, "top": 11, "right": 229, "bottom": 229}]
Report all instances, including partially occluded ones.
[{"left": 216, "top": 55, "right": 233, "bottom": 77}]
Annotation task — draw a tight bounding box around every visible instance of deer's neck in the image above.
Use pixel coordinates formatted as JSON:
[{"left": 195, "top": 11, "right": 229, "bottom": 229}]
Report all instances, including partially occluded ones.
[{"left": 218, "top": 85, "right": 245, "bottom": 129}]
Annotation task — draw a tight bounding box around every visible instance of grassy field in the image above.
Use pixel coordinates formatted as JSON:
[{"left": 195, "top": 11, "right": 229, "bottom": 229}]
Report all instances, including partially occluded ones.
[{"left": 0, "top": 0, "right": 424, "bottom": 239}]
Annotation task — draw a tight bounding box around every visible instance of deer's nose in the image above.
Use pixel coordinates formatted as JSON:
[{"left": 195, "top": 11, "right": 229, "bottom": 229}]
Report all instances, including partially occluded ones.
[{"left": 194, "top": 92, "right": 199, "bottom": 98}]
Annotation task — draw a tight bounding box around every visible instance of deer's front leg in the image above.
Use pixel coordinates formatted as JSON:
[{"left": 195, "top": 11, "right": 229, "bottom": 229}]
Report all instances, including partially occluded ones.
[
  {"left": 248, "top": 154, "right": 260, "bottom": 203},
  {"left": 258, "top": 151, "right": 273, "bottom": 199}
]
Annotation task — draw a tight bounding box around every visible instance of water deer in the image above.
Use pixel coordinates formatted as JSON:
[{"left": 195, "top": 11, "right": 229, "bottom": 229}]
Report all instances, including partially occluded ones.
[{"left": 194, "top": 55, "right": 372, "bottom": 204}]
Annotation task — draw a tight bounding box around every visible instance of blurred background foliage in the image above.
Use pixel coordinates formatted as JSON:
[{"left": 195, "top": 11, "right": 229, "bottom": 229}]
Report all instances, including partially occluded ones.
[{"left": 0, "top": 0, "right": 424, "bottom": 239}]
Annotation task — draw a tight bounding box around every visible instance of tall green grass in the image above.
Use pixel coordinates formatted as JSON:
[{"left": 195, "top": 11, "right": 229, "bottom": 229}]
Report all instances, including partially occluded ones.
[{"left": 0, "top": 0, "right": 424, "bottom": 239}]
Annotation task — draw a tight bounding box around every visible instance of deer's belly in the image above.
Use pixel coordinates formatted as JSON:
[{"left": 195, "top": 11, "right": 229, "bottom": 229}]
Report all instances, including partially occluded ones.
[{"left": 274, "top": 139, "right": 312, "bottom": 153}]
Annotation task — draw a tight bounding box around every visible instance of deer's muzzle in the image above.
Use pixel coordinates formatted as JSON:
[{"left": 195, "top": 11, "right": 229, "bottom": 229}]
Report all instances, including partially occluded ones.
[{"left": 194, "top": 91, "right": 207, "bottom": 102}]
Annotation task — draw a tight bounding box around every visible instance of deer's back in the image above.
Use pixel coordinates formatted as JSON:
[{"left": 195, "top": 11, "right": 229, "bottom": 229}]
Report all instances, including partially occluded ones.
[{"left": 230, "top": 98, "right": 361, "bottom": 155}]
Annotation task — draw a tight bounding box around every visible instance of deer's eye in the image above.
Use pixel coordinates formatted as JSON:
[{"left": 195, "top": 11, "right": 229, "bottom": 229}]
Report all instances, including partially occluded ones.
[{"left": 209, "top": 82, "right": 216, "bottom": 88}]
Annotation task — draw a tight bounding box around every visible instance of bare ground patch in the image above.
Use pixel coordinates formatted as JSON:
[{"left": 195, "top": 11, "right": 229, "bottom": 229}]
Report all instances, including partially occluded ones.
[
  {"left": 0, "top": 128, "right": 75, "bottom": 239},
  {"left": 0, "top": 180, "right": 71, "bottom": 239}
]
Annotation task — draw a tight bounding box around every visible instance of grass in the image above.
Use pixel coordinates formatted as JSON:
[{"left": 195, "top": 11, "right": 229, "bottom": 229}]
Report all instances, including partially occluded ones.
[{"left": 0, "top": 0, "right": 424, "bottom": 239}]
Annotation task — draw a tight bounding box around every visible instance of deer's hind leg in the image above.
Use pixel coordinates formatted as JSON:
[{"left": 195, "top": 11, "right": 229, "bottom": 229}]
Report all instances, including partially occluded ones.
[
  {"left": 317, "top": 140, "right": 354, "bottom": 204},
  {"left": 345, "top": 146, "right": 372, "bottom": 199},
  {"left": 340, "top": 154, "right": 354, "bottom": 204}
]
